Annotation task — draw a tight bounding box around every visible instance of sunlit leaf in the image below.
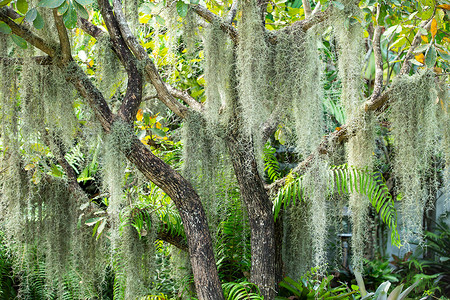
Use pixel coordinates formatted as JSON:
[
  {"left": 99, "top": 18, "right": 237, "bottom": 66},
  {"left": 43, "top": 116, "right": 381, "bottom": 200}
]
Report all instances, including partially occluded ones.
[
  {"left": 425, "top": 45, "right": 437, "bottom": 68},
  {"left": 415, "top": 53, "right": 425, "bottom": 64},
  {"left": 430, "top": 18, "right": 437, "bottom": 38},
  {"left": 136, "top": 109, "right": 143, "bottom": 121},
  {"left": 63, "top": 2, "right": 77, "bottom": 28},
  {"left": 33, "top": 11, "right": 44, "bottom": 29},
  {"left": 437, "top": 4, "right": 450, "bottom": 10},
  {"left": 25, "top": 7, "right": 37, "bottom": 22},
  {"left": 17, "top": 0, "right": 28, "bottom": 14},
  {"left": 58, "top": 0, "right": 69, "bottom": 14},
  {"left": 0, "top": 21, "right": 11, "bottom": 34},
  {"left": 38, "top": 0, "right": 65, "bottom": 8},
  {"left": 0, "top": 0, "right": 13, "bottom": 7},
  {"left": 176, "top": 0, "right": 188, "bottom": 17},
  {"left": 11, "top": 34, "right": 27, "bottom": 48},
  {"left": 74, "top": 0, "right": 93, "bottom": 5},
  {"left": 73, "top": 0, "right": 89, "bottom": 19}
]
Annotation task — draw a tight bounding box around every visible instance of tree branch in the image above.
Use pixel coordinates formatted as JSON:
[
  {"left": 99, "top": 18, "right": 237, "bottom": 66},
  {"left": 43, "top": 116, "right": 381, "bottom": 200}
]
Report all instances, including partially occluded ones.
[
  {"left": 399, "top": 18, "right": 433, "bottom": 75},
  {"left": 112, "top": 0, "right": 197, "bottom": 118},
  {"left": 225, "top": 0, "right": 239, "bottom": 23},
  {"left": 191, "top": 4, "right": 239, "bottom": 44},
  {"left": 369, "top": 6, "right": 383, "bottom": 102},
  {"left": 98, "top": 0, "right": 143, "bottom": 123},
  {"left": 302, "top": 0, "right": 312, "bottom": 18},
  {"left": 0, "top": 7, "right": 58, "bottom": 57},
  {"left": 53, "top": 9, "right": 72, "bottom": 63}
]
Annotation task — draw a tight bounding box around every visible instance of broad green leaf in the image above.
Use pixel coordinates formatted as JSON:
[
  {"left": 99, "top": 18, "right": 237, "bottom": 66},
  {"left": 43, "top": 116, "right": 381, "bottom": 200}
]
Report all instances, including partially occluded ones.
[
  {"left": 176, "top": 0, "right": 188, "bottom": 17},
  {"left": 74, "top": 0, "right": 93, "bottom": 5},
  {"left": 38, "top": 0, "right": 64, "bottom": 8},
  {"left": 333, "top": 0, "right": 344, "bottom": 10},
  {"left": 150, "top": 128, "right": 166, "bottom": 137},
  {"left": 33, "top": 11, "right": 44, "bottom": 29},
  {"left": 413, "top": 43, "right": 430, "bottom": 53},
  {"left": 190, "top": 0, "right": 199, "bottom": 4},
  {"left": 17, "top": 0, "right": 28, "bottom": 14},
  {"left": 63, "top": 2, "right": 77, "bottom": 28},
  {"left": 25, "top": 7, "right": 37, "bottom": 22},
  {"left": 58, "top": 0, "right": 69, "bottom": 14},
  {"left": 11, "top": 34, "right": 27, "bottom": 48},
  {"left": 425, "top": 45, "right": 437, "bottom": 68},
  {"left": 73, "top": 0, "right": 88, "bottom": 19},
  {"left": 85, "top": 217, "right": 103, "bottom": 226},
  {"left": 0, "top": 21, "right": 11, "bottom": 34}
]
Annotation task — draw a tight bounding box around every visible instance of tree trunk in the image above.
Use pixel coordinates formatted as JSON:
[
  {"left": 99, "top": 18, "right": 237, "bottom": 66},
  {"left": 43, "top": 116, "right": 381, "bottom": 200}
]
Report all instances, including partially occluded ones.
[
  {"left": 126, "top": 137, "right": 225, "bottom": 300},
  {"left": 226, "top": 134, "right": 276, "bottom": 300}
]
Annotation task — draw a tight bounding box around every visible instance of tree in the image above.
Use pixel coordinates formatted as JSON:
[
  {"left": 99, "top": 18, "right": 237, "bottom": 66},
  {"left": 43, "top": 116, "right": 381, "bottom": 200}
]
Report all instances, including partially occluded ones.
[{"left": 0, "top": 0, "right": 449, "bottom": 299}]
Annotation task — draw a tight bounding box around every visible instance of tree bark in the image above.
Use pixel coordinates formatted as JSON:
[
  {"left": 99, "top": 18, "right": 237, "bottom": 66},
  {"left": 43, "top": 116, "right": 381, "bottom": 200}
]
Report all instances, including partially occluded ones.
[
  {"left": 126, "top": 139, "right": 225, "bottom": 300},
  {"left": 226, "top": 134, "right": 276, "bottom": 300}
]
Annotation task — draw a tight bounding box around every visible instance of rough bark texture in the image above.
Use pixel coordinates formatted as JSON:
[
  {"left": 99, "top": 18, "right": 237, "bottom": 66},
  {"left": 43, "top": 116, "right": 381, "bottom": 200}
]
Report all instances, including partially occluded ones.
[
  {"left": 226, "top": 134, "right": 276, "bottom": 300},
  {"left": 126, "top": 139, "right": 225, "bottom": 300}
]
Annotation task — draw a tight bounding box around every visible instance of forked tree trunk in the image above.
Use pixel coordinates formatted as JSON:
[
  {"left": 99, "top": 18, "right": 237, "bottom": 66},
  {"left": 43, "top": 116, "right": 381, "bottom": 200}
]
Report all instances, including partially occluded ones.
[
  {"left": 226, "top": 133, "right": 276, "bottom": 300},
  {"left": 126, "top": 140, "right": 225, "bottom": 300}
]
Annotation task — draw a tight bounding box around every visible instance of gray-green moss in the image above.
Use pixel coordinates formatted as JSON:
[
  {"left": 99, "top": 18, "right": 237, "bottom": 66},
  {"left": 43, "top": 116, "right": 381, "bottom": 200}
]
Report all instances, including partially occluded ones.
[{"left": 389, "top": 70, "right": 440, "bottom": 245}]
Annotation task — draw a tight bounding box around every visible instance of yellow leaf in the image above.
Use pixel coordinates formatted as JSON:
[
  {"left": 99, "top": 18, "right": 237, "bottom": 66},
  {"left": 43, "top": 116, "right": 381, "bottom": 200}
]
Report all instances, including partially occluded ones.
[
  {"left": 434, "top": 67, "right": 443, "bottom": 74},
  {"left": 443, "top": 37, "right": 450, "bottom": 43},
  {"left": 431, "top": 18, "right": 437, "bottom": 38},
  {"left": 88, "top": 60, "right": 94, "bottom": 68},
  {"left": 24, "top": 163, "right": 35, "bottom": 170},
  {"left": 437, "top": 4, "right": 450, "bottom": 10},
  {"left": 136, "top": 109, "right": 143, "bottom": 121},
  {"left": 415, "top": 53, "right": 425, "bottom": 64},
  {"left": 421, "top": 35, "right": 428, "bottom": 43}
]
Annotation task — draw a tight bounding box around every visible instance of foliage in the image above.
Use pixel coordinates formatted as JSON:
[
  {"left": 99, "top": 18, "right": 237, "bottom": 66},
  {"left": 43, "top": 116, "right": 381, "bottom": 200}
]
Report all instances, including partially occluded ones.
[
  {"left": 359, "top": 277, "right": 423, "bottom": 300},
  {"left": 273, "top": 164, "right": 400, "bottom": 246},
  {"left": 276, "top": 268, "right": 358, "bottom": 299},
  {"left": 419, "top": 221, "right": 450, "bottom": 296},
  {"left": 222, "top": 281, "right": 263, "bottom": 300}
]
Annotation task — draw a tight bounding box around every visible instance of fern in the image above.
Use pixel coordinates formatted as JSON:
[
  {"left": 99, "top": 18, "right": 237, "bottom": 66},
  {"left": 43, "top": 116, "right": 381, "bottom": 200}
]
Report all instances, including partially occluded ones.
[
  {"left": 222, "top": 281, "right": 263, "bottom": 300},
  {"left": 263, "top": 143, "right": 281, "bottom": 182},
  {"left": 273, "top": 164, "right": 401, "bottom": 247}
]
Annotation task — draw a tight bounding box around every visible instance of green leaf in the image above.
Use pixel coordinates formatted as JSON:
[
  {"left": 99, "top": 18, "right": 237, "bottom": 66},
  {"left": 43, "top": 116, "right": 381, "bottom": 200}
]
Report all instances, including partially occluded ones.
[
  {"left": 333, "top": 0, "right": 344, "bottom": 10},
  {"left": 63, "top": 2, "right": 77, "bottom": 28},
  {"left": 0, "top": 0, "right": 13, "bottom": 7},
  {"left": 155, "top": 14, "right": 165, "bottom": 25},
  {"left": 74, "top": 0, "right": 93, "bottom": 5},
  {"left": 425, "top": 45, "right": 437, "bottom": 68},
  {"left": 176, "top": 0, "right": 188, "bottom": 17},
  {"left": 17, "top": 0, "right": 28, "bottom": 14},
  {"left": 58, "top": 0, "right": 69, "bottom": 14},
  {"left": 150, "top": 128, "right": 166, "bottom": 137},
  {"left": 38, "top": 0, "right": 64, "bottom": 8},
  {"left": 189, "top": 0, "right": 199, "bottom": 4},
  {"left": 0, "top": 21, "right": 11, "bottom": 34},
  {"left": 33, "top": 11, "right": 44, "bottom": 29},
  {"left": 25, "top": 7, "right": 37, "bottom": 22},
  {"left": 413, "top": 43, "right": 430, "bottom": 53},
  {"left": 11, "top": 34, "right": 27, "bottom": 48},
  {"left": 85, "top": 217, "right": 103, "bottom": 226},
  {"left": 438, "top": 49, "right": 450, "bottom": 61},
  {"left": 73, "top": 0, "right": 88, "bottom": 19}
]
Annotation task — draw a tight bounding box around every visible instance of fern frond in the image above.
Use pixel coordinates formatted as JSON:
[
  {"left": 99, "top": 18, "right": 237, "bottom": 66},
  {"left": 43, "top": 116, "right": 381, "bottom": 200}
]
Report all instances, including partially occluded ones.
[
  {"left": 263, "top": 143, "right": 281, "bottom": 182},
  {"left": 272, "top": 164, "right": 401, "bottom": 247}
]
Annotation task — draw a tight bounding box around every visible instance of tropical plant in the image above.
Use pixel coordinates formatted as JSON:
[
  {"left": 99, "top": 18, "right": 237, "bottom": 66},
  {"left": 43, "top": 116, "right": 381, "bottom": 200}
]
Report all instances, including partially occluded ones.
[
  {"left": 358, "top": 277, "right": 423, "bottom": 300},
  {"left": 273, "top": 164, "right": 400, "bottom": 246},
  {"left": 276, "top": 268, "right": 358, "bottom": 299},
  {"left": 419, "top": 221, "right": 450, "bottom": 296}
]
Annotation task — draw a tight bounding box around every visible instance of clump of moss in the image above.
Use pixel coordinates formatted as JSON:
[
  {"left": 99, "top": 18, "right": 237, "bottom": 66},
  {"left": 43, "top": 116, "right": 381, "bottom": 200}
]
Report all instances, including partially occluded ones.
[
  {"left": 236, "top": 0, "right": 272, "bottom": 137},
  {"left": 389, "top": 70, "right": 440, "bottom": 245},
  {"left": 182, "top": 9, "right": 199, "bottom": 56},
  {"left": 304, "top": 157, "right": 331, "bottom": 272},
  {"left": 95, "top": 36, "right": 122, "bottom": 99},
  {"left": 181, "top": 112, "right": 234, "bottom": 235},
  {"left": 203, "top": 22, "right": 233, "bottom": 127},
  {"left": 347, "top": 114, "right": 374, "bottom": 270}
]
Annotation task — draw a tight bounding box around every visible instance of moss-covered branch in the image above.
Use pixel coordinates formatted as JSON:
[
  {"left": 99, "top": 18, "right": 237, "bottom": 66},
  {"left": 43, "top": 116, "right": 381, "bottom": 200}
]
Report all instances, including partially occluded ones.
[
  {"left": 0, "top": 7, "right": 58, "bottom": 57},
  {"left": 53, "top": 9, "right": 73, "bottom": 63}
]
